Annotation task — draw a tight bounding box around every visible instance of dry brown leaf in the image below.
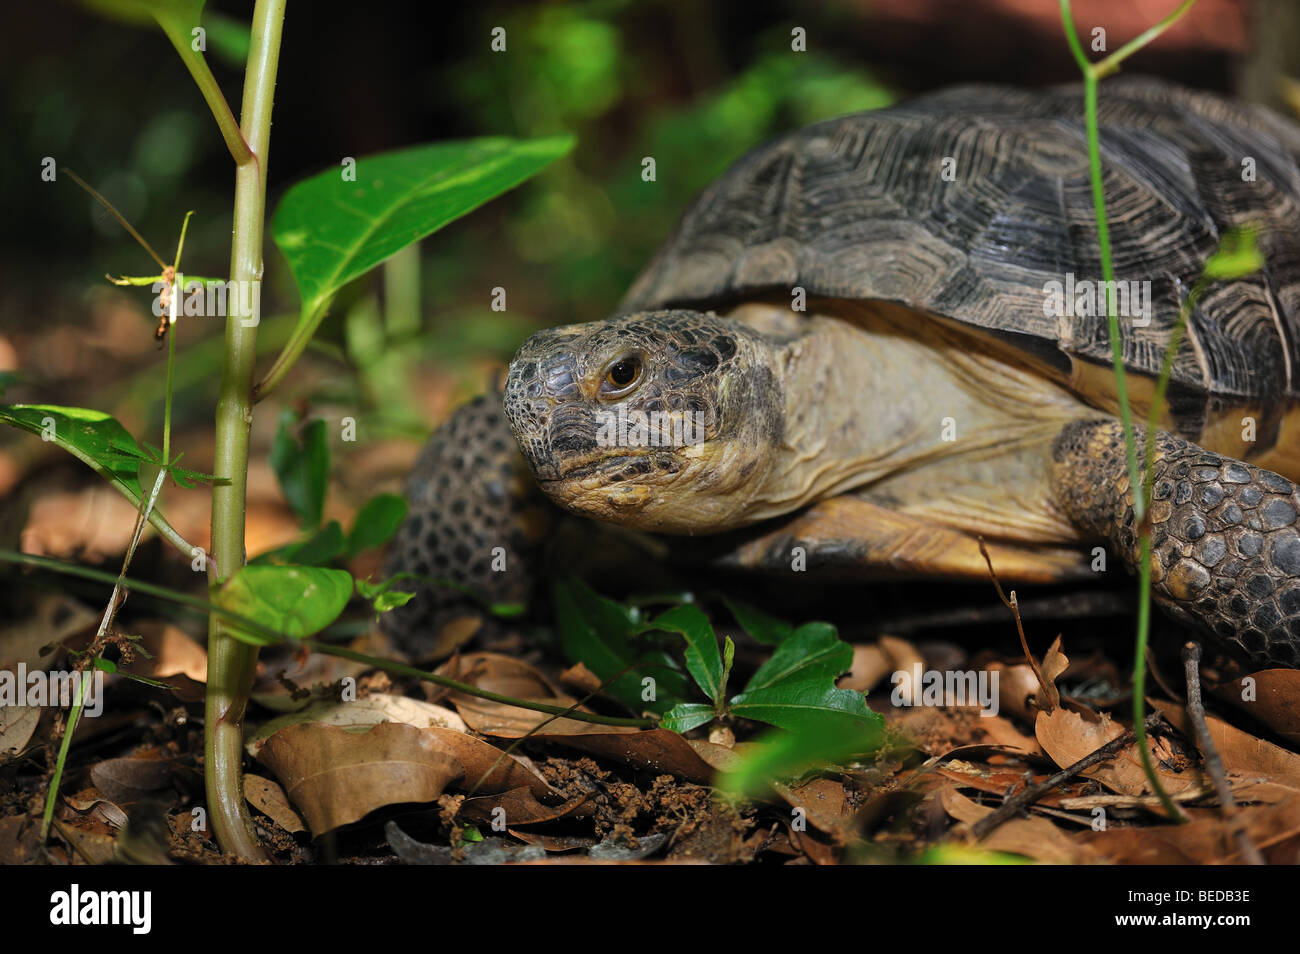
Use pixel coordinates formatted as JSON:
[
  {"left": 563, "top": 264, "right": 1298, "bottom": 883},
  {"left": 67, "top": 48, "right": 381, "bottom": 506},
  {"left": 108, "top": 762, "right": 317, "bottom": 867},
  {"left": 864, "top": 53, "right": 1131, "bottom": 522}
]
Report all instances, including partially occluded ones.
[
  {"left": 1083, "top": 796, "right": 1300, "bottom": 863},
  {"left": 1209, "top": 669, "right": 1300, "bottom": 745},
  {"left": 559, "top": 661, "right": 603, "bottom": 695},
  {"left": 988, "top": 662, "right": 1043, "bottom": 722},
  {"left": 1039, "top": 636, "right": 1068, "bottom": 712},
  {"left": 423, "top": 726, "right": 554, "bottom": 798},
  {"left": 20, "top": 485, "right": 141, "bottom": 561},
  {"left": 1036, "top": 705, "right": 1200, "bottom": 798},
  {"left": 971, "top": 713, "right": 1041, "bottom": 753},
  {"left": 245, "top": 692, "right": 467, "bottom": 757},
  {"left": 243, "top": 774, "right": 306, "bottom": 834},
  {"left": 938, "top": 783, "right": 1096, "bottom": 864},
  {"left": 460, "top": 788, "right": 591, "bottom": 827},
  {"left": 64, "top": 793, "right": 128, "bottom": 829},
  {"left": 773, "top": 778, "right": 854, "bottom": 842},
  {"left": 0, "top": 703, "right": 41, "bottom": 761},
  {"left": 436, "top": 652, "right": 629, "bottom": 737},
  {"left": 89, "top": 749, "right": 178, "bottom": 803},
  {"left": 256, "top": 721, "right": 462, "bottom": 835},
  {"left": 936, "top": 759, "right": 1077, "bottom": 808},
  {"left": 1152, "top": 698, "right": 1300, "bottom": 785}
]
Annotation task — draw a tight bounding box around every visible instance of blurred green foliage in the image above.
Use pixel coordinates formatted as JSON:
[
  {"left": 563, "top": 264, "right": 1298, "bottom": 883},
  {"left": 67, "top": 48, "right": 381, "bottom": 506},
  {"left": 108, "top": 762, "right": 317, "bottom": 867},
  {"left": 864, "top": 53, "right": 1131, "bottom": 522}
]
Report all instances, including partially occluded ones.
[{"left": 4, "top": 0, "right": 893, "bottom": 444}]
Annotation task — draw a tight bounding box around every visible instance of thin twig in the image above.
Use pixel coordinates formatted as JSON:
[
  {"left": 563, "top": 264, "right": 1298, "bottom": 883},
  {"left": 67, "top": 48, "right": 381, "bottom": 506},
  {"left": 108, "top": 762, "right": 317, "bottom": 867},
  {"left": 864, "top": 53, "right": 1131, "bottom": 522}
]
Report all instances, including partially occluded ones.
[
  {"left": 970, "top": 712, "right": 1165, "bottom": 839},
  {"left": 978, "top": 538, "right": 1048, "bottom": 703},
  {"left": 1181, "top": 641, "right": 1264, "bottom": 865}
]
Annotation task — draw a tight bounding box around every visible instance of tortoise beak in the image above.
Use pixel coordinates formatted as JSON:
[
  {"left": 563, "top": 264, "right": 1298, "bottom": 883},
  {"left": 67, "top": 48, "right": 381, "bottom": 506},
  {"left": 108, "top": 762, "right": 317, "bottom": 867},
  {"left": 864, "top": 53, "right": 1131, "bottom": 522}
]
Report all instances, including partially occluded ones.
[{"left": 503, "top": 342, "right": 597, "bottom": 482}]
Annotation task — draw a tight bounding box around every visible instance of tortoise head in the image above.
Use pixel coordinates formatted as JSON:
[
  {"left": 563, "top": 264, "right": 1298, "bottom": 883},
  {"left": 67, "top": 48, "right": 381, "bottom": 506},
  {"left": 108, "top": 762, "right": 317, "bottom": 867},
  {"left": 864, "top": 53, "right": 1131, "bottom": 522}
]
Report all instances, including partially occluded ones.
[{"left": 502, "top": 309, "right": 784, "bottom": 533}]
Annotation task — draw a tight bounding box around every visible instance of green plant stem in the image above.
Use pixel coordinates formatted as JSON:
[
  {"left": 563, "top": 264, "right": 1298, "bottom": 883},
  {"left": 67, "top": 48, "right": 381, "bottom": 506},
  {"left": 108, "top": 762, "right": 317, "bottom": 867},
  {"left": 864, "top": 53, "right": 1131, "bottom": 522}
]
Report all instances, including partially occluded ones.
[
  {"left": 0, "top": 549, "right": 655, "bottom": 729},
  {"left": 1059, "top": 0, "right": 1192, "bottom": 823},
  {"left": 154, "top": 16, "right": 252, "bottom": 166},
  {"left": 205, "top": 0, "right": 286, "bottom": 862},
  {"left": 1093, "top": 0, "right": 1199, "bottom": 79},
  {"left": 252, "top": 297, "right": 328, "bottom": 402}
]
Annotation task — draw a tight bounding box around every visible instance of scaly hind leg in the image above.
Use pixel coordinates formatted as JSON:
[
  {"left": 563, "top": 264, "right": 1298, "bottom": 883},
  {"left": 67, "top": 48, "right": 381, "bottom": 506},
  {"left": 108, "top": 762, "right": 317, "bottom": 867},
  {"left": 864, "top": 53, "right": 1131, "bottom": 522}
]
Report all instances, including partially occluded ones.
[{"left": 1051, "top": 419, "right": 1300, "bottom": 670}]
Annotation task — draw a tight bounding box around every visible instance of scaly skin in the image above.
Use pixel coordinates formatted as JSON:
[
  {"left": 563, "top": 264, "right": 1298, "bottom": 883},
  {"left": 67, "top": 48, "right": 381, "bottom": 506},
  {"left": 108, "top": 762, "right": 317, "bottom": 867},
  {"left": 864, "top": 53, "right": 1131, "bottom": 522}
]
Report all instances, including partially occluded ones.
[
  {"left": 1051, "top": 419, "right": 1300, "bottom": 670},
  {"left": 381, "top": 394, "right": 551, "bottom": 659}
]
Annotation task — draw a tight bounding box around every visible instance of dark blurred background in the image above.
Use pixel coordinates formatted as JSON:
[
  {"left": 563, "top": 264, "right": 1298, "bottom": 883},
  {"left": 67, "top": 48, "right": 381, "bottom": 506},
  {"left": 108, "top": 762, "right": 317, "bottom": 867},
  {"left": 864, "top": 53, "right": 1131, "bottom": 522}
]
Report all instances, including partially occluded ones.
[{"left": 0, "top": 0, "right": 1294, "bottom": 566}]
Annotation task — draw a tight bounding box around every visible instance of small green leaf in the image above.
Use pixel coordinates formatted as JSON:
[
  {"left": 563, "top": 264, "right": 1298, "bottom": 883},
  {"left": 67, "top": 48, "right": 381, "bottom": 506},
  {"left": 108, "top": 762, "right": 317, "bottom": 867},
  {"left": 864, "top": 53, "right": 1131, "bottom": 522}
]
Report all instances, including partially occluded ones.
[
  {"left": 1202, "top": 228, "right": 1263, "bottom": 281},
  {"left": 346, "top": 493, "right": 407, "bottom": 556},
  {"left": 723, "top": 596, "right": 794, "bottom": 645},
  {"left": 718, "top": 621, "right": 883, "bottom": 787},
  {"left": 718, "top": 713, "right": 884, "bottom": 798},
  {"left": 286, "top": 521, "right": 347, "bottom": 566},
  {"left": 659, "top": 703, "right": 716, "bottom": 734},
  {"left": 352, "top": 575, "right": 418, "bottom": 614},
  {"left": 640, "top": 604, "right": 724, "bottom": 706},
  {"left": 272, "top": 135, "right": 575, "bottom": 322},
  {"left": 216, "top": 565, "right": 353, "bottom": 647},
  {"left": 0, "top": 405, "right": 191, "bottom": 553},
  {"left": 270, "top": 409, "right": 329, "bottom": 528},
  {"left": 552, "top": 578, "right": 688, "bottom": 715},
  {"left": 372, "top": 590, "right": 416, "bottom": 613}
]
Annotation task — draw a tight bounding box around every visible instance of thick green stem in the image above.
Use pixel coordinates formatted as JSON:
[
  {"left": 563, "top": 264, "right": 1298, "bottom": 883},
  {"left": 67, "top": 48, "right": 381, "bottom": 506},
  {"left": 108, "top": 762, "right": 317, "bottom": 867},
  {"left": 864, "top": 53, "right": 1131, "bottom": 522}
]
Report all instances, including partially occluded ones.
[{"left": 205, "top": 0, "right": 286, "bottom": 861}]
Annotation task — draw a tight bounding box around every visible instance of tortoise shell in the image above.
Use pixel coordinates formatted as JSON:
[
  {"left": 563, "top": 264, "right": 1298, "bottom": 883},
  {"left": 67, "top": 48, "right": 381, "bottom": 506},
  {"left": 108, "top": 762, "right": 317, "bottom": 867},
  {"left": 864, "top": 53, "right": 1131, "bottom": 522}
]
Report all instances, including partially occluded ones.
[{"left": 619, "top": 78, "right": 1300, "bottom": 455}]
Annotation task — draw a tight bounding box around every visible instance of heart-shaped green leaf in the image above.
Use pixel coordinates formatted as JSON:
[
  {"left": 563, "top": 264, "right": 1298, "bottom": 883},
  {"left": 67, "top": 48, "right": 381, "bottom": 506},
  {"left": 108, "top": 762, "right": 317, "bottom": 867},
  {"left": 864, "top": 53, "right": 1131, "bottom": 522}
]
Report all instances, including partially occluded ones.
[{"left": 216, "top": 565, "right": 354, "bottom": 646}]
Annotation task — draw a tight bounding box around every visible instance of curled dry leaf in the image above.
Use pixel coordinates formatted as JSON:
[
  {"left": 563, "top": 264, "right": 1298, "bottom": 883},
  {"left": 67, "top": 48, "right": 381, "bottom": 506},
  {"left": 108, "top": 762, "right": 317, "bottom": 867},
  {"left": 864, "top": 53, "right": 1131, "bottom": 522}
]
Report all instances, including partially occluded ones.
[
  {"left": 0, "top": 703, "right": 41, "bottom": 762},
  {"left": 256, "top": 722, "right": 462, "bottom": 836},
  {"left": 461, "top": 788, "right": 591, "bottom": 827},
  {"left": 1038, "top": 636, "right": 1068, "bottom": 713},
  {"left": 243, "top": 774, "right": 306, "bottom": 834},
  {"left": 987, "top": 662, "right": 1042, "bottom": 723},
  {"left": 246, "top": 692, "right": 467, "bottom": 757},
  {"left": 64, "top": 793, "right": 128, "bottom": 830}
]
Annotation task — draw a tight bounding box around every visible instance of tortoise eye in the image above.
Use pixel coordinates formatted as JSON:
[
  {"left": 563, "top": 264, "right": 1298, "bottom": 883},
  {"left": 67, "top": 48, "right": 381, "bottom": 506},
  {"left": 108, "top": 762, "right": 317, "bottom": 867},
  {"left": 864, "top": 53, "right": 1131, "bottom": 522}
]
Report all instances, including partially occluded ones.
[{"left": 603, "top": 355, "right": 643, "bottom": 393}]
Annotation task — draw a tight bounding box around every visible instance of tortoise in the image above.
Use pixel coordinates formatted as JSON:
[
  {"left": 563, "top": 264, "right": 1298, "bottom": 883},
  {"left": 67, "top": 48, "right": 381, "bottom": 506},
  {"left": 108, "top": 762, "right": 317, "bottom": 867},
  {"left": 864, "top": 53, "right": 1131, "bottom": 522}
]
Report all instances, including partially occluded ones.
[{"left": 385, "top": 77, "right": 1300, "bottom": 672}]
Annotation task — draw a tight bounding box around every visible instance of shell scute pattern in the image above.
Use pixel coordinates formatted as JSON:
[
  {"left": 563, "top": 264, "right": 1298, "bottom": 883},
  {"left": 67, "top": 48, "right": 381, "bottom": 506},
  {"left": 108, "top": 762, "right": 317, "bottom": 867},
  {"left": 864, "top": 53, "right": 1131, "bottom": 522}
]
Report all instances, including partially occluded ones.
[{"left": 621, "top": 79, "right": 1300, "bottom": 437}]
